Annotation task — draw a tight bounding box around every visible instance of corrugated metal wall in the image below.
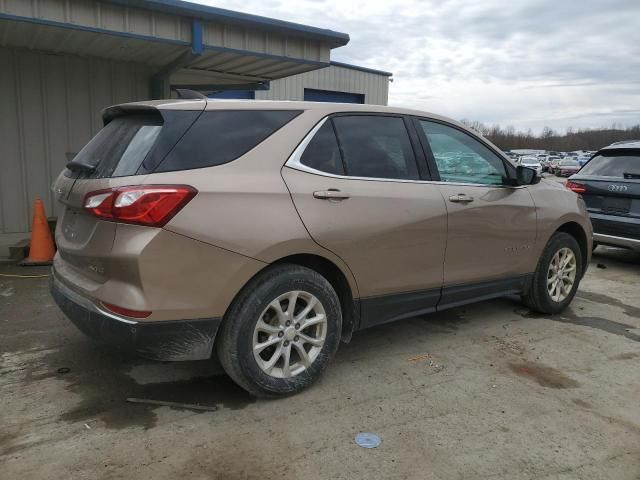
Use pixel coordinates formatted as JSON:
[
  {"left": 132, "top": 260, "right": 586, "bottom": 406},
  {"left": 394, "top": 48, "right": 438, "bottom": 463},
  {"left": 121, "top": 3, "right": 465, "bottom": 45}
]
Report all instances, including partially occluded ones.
[
  {"left": 0, "top": 47, "right": 150, "bottom": 234},
  {"left": 256, "top": 64, "right": 389, "bottom": 105}
]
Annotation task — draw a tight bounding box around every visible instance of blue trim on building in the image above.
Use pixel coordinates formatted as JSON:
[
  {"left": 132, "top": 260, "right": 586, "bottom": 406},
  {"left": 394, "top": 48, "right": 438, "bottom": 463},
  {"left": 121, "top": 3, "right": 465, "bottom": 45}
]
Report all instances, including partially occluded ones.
[
  {"left": 202, "top": 44, "right": 329, "bottom": 68},
  {"left": 110, "top": 0, "right": 350, "bottom": 47},
  {"left": 330, "top": 61, "right": 393, "bottom": 77},
  {"left": 0, "top": 13, "right": 331, "bottom": 71},
  {"left": 0, "top": 13, "right": 190, "bottom": 47},
  {"left": 191, "top": 19, "right": 203, "bottom": 55}
]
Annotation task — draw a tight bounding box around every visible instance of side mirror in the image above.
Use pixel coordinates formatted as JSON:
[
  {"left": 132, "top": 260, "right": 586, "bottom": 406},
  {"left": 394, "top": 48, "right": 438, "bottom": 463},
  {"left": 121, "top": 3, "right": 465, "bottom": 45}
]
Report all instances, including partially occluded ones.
[{"left": 516, "top": 165, "right": 539, "bottom": 185}]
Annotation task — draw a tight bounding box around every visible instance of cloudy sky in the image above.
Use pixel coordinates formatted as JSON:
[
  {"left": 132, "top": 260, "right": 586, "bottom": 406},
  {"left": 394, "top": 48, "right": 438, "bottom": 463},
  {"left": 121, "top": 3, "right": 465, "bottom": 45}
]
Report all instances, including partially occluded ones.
[{"left": 196, "top": 0, "right": 640, "bottom": 133}]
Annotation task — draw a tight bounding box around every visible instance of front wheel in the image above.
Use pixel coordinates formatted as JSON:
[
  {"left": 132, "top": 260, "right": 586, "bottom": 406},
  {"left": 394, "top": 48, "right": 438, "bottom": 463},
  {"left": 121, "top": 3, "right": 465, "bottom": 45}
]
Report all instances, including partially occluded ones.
[
  {"left": 522, "top": 232, "right": 583, "bottom": 314},
  {"left": 216, "top": 264, "right": 342, "bottom": 397}
]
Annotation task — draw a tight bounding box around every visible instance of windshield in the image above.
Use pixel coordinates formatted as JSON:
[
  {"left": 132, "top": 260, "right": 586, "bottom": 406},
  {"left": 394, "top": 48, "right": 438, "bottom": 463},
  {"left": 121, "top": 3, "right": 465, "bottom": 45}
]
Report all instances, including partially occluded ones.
[
  {"left": 579, "top": 151, "right": 640, "bottom": 177},
  {"left": 560, "top": 160, "right": 579, "bottom": 166}
]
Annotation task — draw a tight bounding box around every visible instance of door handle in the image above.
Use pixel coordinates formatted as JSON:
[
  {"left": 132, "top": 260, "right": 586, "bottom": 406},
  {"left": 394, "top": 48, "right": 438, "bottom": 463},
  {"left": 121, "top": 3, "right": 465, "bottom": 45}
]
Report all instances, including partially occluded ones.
[
  {"left": 313, "top": 189, "right": 350, "bottom": 201},
  {"left": 448, "top": 194, "right": 474, "bottom": 203}
]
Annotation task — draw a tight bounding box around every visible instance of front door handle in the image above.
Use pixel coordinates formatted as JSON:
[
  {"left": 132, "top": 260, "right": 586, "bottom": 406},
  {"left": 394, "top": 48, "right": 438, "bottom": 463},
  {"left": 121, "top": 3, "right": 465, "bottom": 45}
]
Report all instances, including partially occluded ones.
[
  {"left": 448, "top": 194, "right": 474, "bottom": 203},
  {"left": 313, "top": 189, "right": 350, "bottom": 201}
]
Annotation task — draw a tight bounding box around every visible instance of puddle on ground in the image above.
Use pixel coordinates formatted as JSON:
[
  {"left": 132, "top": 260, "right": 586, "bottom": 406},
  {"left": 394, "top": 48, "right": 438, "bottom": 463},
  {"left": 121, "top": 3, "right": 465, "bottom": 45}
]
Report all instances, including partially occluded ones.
[
  {"left": 554, "top": 310, "right": 640, "bottom": 343},
  {"left": 418, "top": 309, "right": 469, "bottom": 332},
  {"left": 509, "top": 361, "right": 580, "bottom": 389},
  {"left": 576, "top": 291, "right": 640, "bottom": 319},
  {"left": 572, "top": 398, "right": 592, "bottom": 409},
  {"left": 514, "top": 307, "right": 640, "bottom": 343},
  {"left": 59, "top": 373, "right": 255, "bottom": 430},
  {"left": 610, "top": 352, "right": 640, "bottom": 360},
  {"left": 27, "top": 341, "right": 256, "bottom": 430}
]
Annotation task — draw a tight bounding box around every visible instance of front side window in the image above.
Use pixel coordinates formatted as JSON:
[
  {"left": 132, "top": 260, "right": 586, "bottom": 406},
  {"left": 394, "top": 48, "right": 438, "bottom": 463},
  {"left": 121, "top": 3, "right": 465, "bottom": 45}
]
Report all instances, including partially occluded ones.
[
  {"left": 332, "top": 115, "right": 420, "bottom": 180},
  {"left": 419, "top": 121, "right": 507, "bottom": 185}
]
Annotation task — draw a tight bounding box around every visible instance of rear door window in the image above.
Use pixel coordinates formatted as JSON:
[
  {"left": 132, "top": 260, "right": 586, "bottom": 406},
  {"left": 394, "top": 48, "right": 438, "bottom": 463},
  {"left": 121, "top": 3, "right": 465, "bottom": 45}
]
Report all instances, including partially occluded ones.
[
  {"left": 157, "top": 110, "right": 301, "bottom": 172},
  {"left": 580, "top": 151, "right": 640, "bottom": 178},
  {"left": 299, "top": 121, "right": 345, "bottom": 175},
  {"left": 331, "top": 115, "right": 420, "bottom": 180},
  {"left": 70, "top": 113, "right": 163, "bottom": 178}
]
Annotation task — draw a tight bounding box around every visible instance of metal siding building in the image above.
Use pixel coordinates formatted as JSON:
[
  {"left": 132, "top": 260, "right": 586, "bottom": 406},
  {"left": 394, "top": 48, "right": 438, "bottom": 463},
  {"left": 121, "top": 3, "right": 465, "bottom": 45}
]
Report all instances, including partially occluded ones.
[
  {"left": 0, "top": 0, "right": 391, "bottom": 237},
  {"left": 256, "top": 62, "right": 390, "bottom": 105}
]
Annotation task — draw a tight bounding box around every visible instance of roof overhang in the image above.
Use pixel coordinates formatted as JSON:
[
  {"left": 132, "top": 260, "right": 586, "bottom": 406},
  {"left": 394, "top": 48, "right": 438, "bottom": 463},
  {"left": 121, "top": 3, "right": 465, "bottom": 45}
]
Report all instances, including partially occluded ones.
[{"left": 0, "top": 0, "right": 350, "bottom": 95}]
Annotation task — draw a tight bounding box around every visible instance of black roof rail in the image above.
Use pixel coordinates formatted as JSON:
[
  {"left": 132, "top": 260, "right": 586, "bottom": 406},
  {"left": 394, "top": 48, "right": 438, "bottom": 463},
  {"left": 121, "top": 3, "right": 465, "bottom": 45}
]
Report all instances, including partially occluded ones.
[{"left": 174, "top": 88, "right": 207, "bottom": 100}]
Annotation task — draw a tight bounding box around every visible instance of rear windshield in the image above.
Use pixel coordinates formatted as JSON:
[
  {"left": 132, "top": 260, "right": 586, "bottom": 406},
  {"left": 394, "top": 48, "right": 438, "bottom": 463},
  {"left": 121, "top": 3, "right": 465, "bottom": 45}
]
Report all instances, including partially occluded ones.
[
  {"left": 156, "top": 110, "right": 301, "bottom": 172},
  {"left": 69, "top": 113, "right": 163, "bottom": 178},
  {"left": 580, "top": 151, "right": 640, "bottom": 178},
  {"left": 560, "top": 160, "right": 579, "bottom": 166}
]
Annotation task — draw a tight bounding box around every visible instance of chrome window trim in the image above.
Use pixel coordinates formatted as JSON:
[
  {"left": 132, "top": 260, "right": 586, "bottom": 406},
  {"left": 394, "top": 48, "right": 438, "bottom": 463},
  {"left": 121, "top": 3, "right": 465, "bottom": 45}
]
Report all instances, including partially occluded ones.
[{"left": 285, "top": 115, "right": 526, "bottom": 189}]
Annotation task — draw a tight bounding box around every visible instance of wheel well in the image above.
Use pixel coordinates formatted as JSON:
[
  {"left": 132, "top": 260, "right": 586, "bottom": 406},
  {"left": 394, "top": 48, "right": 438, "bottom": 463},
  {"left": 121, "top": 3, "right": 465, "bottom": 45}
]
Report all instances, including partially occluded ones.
[
  {"left": 555, "top": 222, "right": 588, "bottom": 274},
  {"left": 274, "top": 254, "right": 357, "bottom": 342}
]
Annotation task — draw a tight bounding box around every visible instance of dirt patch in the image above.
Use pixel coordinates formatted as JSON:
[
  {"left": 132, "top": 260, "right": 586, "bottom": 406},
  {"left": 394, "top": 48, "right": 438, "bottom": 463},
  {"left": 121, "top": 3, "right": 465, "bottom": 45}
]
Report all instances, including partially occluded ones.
[{"left": 509, "top": 362, "right": 580, "bottom": 389}]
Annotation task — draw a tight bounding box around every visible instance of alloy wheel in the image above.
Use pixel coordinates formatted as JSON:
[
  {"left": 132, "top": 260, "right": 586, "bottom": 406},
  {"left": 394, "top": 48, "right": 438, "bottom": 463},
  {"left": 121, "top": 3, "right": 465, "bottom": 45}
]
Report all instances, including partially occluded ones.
[
  {"left": 252, "top": 290, "right": 327, "bottom": 378},
  {"left": 546, "top": 247, "right": 577, "bottom": 302}
]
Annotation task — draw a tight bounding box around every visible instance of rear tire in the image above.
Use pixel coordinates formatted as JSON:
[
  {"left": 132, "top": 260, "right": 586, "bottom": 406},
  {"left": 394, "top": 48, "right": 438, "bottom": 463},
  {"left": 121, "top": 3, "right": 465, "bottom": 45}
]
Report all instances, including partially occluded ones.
[
  {"left": 216, "top": 264, "right": 342, "bottom": 397},
  {"left": 522, "top": 232, "right": 583, "bottom": 314}
]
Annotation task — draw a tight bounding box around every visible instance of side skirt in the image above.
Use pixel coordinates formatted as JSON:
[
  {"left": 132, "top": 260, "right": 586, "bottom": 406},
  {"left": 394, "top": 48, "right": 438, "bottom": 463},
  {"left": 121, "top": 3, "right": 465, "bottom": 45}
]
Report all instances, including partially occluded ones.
[{"left": 356, "top": 274, "right": 533, "bottom": 330}]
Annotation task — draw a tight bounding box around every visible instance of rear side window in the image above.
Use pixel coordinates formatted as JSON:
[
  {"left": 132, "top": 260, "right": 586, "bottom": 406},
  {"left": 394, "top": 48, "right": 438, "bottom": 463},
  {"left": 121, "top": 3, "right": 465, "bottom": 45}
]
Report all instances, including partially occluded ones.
[
  {"left": 300, "top": 121, "right": 345, "bottom": 175},
  {"left": 157, "top": 110, "right": 301, "bottom": 172},
  {"left": 331, "top": 115, "right": 419, "bottom": 180},
  {"left": 580, "top": 151, "right": 640, "bottom": 178},
  {"left": 70, "top": 113, "right": 163, "bottom": 179}
]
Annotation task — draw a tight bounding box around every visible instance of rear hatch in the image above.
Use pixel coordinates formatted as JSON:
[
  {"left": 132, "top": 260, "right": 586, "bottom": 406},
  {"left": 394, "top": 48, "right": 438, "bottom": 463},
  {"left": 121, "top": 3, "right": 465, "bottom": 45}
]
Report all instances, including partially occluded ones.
[
  {"left": 570, "top": 149, "right": 640, "bottom": 238},
  {"left": 52, "top": 101, "right": 205, "bottom": 288}
]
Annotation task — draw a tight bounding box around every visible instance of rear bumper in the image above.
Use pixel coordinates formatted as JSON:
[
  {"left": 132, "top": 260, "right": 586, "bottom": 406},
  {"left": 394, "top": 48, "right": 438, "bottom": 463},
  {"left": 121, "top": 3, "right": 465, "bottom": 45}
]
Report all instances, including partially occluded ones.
[{"left": 50, "top": 271, "right": 221, "bottom": 361}]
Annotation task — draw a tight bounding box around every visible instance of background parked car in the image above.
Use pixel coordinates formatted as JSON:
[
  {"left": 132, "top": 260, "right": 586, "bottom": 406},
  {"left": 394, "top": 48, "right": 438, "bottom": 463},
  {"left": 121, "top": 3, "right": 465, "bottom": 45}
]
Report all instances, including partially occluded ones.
[
  {"left": 577, "top": 154, "right": 593, "bottom": 166},
  {"left": 567, "top": 140, "right": 640, "bottom": 251},
  {"left": 549, "top": 156, "right": 563, "bottom": 173},
  {"left": 555, "top": 159, "right": 582, "bottom": 177},
  {"left": 543, "top": 155, "right": 561, "bottom": 172},
  {"left": 520, "top": 157, "right": 543, "bottom": 175}
]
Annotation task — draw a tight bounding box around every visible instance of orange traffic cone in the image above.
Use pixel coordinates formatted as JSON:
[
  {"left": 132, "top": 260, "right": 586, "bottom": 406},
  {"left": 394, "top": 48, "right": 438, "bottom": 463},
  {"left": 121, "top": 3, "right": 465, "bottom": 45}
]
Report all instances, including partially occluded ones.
[{"left": 22, "top": 198, "right": 56, "bottom": 266}]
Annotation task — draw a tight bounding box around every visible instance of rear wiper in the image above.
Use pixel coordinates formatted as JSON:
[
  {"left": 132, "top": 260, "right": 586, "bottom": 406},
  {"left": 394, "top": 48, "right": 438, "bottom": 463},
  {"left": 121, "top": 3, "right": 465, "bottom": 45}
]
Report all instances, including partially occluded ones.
[
  {"left": 623, "top": 172, "right": 640, "bottom": 179},
  {"left": 65, "top": 159, "right": 96, "bottom": 173}
]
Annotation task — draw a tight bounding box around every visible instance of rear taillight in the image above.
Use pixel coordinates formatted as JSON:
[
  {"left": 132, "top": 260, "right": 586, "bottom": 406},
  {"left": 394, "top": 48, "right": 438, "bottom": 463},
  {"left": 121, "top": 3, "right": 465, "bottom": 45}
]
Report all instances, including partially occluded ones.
[
  {"left": 101, "top": 302, "right": 152, "bottom": 319},
  {"left": 566, "top": 181, "right": 586, "bottom": 194},
  {"left": 84, "top": 185, "right": 197, "bottom": 227}
]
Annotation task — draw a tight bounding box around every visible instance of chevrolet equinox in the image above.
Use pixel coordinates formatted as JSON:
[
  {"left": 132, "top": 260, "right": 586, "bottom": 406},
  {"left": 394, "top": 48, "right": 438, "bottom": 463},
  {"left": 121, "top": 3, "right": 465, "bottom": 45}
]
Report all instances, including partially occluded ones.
[{"left": 51, "top": 98, "right": 592, "bottom": 396}]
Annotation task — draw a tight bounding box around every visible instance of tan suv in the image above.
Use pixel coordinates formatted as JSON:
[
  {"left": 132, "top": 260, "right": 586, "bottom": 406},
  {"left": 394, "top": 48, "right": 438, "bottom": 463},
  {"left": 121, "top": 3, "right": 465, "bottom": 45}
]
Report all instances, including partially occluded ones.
[{"left": 50, "top": 98, "right": 592, "bottom": 396}]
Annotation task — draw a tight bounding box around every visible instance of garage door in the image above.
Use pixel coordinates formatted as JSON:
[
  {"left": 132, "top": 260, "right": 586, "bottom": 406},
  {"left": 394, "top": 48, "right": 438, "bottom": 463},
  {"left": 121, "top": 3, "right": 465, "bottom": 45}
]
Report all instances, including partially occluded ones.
[{"left": 304, "top": 88, "right": 365, "bottom": 104}]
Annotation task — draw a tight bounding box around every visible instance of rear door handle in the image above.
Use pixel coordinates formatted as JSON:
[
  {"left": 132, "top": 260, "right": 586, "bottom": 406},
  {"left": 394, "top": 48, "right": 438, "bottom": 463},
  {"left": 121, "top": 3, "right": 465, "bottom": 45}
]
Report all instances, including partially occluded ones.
[
  {"left": 313, "top": 189, "right": 350, "bottom": 201},
  {"left": 448, "top": 194, "right": 474, "bottom": 203}
]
